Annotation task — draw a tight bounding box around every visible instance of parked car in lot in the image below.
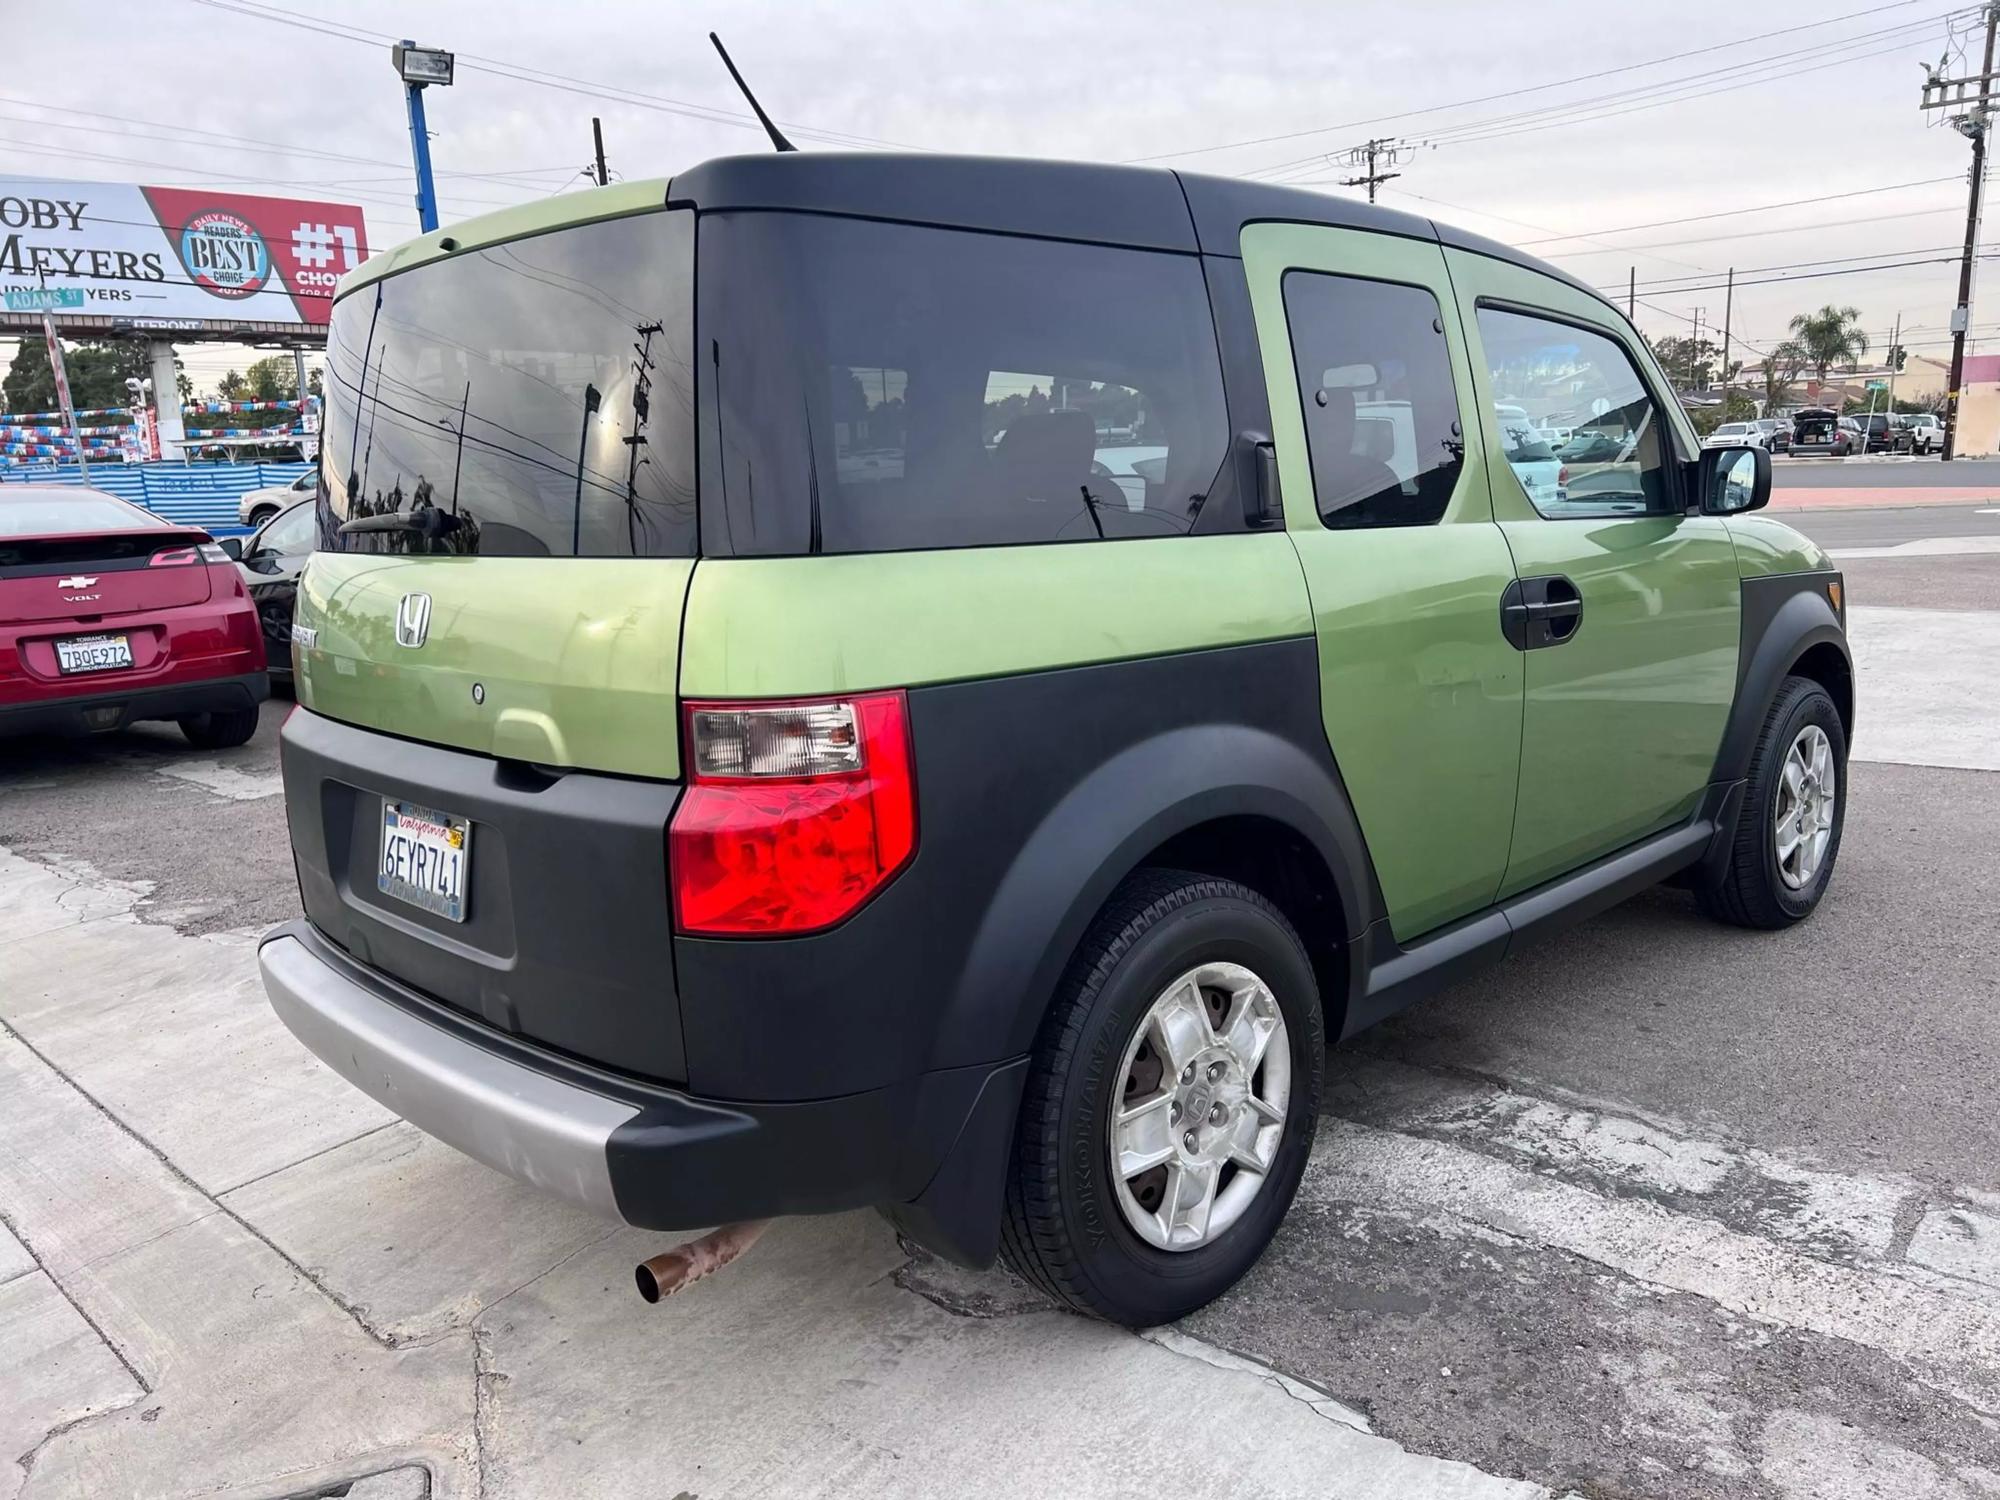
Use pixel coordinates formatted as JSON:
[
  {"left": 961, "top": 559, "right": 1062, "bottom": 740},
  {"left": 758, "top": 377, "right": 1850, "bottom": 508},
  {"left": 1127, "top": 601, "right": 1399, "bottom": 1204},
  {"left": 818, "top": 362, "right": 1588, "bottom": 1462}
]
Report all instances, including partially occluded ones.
[
  {"left": 224, "top": 497, "right": 317, "bottom": 686},
  {"left": 1790, "top": 408, "right": 1855, "bottom": 456},
  {"left": 238, "top": 468, "right": 318, "bottom": 528},
  {"left": 1755, "top": 418, "right": 1791, "bottom": 454},
  {"left": 1703, "top": 421, "right": 1765, "bottom": 451},
  {"left": 258, "top": 157, "right": 1852, "bottom": 1328},
  {"left": 1848, "top": 411, "right": 1911, "bottom": 454},
  {"left": 1493, "top": 405, "right": 1569, "bottom": 507},
  {"left": 1899, "top": 412, "right": 1944, "bottom": 454},
  {"left": 0, "top": 484, "right": 267, "bottom": 744},
  {"left": 1556, "top": 428, "right": 1628, "bottom": 464}
]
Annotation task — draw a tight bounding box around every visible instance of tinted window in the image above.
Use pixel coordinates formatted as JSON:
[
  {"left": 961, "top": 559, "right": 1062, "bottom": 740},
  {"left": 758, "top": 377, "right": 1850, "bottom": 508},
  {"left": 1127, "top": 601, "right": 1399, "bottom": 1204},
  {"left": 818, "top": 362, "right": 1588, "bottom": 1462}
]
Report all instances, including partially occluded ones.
[
  {"left": 1476, "top": 307, "right": 1670, "bottom": 518},
  {"left": 1281, "top": 272, "right": 1464, "bottom": 529},
  {"left": 700, "top": 212, "right": 1229, "bottom": 554},
  {"left": 318, "top": 210, "right": 696, "bottom": 557}
]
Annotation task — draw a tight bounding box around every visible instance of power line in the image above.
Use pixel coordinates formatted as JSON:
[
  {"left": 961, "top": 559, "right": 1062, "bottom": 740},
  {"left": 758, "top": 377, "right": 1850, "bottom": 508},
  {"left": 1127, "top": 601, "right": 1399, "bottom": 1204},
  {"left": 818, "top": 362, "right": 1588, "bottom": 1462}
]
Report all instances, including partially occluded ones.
[
  {"left": 1506, "top": 177, "right": 1964, "bottom": 249},
  {"left": 181, "top": 0, "right": 922, "bottom": 153},
  {"left": 1121, "top": 0, "right": 1937, "bottom": 165}
]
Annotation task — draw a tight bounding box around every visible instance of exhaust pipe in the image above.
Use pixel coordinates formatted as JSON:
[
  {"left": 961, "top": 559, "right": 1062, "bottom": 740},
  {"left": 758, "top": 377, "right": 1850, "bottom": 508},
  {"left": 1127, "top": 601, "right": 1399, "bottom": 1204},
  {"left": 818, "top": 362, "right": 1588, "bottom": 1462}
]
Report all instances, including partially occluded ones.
[{"left": 634, "top": 1219, "right": 772, "bottom": 1304}]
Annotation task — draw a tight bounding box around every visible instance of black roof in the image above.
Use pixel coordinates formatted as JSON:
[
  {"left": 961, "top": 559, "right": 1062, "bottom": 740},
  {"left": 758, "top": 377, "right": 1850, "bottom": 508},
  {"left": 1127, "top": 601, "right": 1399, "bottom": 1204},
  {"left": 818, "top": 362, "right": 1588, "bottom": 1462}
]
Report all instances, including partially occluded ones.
[{"left": 668, "top": 152, "right": 1611, "bottom": 312}]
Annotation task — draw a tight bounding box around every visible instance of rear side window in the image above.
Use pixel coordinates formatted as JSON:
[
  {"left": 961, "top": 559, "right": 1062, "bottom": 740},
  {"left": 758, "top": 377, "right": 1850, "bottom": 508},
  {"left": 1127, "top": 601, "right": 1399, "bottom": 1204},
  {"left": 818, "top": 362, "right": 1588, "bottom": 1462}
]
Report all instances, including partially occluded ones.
[
  {"left": 699, "top": 213, "right": 1230, "bottom": 554},
  {"left": 1280, "top": 272, "right": 1464, "bottom": 529},
  {"left": 0, "top": 493, "right": 160, "bottom": 537}
]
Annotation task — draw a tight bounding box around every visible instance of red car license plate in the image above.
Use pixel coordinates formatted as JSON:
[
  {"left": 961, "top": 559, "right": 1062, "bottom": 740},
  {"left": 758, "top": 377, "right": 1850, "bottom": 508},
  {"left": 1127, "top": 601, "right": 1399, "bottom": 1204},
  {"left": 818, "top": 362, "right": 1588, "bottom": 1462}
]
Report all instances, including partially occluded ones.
[{"left": 55, "top": 634, "right": 134, "bottom": 674}]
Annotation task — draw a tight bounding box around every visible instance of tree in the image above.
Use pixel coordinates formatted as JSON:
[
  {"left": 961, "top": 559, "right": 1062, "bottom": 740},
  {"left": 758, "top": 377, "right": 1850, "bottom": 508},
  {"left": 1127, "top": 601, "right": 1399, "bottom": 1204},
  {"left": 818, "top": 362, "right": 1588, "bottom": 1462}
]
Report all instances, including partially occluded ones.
[
  {"left": 1650, "top": 334, "right": 1721, "bottom": 390},
  {"left": 1787, "top": 305, "right": 1870, "bottom": 383},
  {"left": 2, "top": 337, "right": 163, "bottom": 413},
  {"left": 216, "top": 369, "right": 248, "bottom": 401},
  {"left": 240, "top": 354, "right": 321, "bottom": 401},
  {"left": 1758, "top": 340, "right": 1808, "bottom": 413}
]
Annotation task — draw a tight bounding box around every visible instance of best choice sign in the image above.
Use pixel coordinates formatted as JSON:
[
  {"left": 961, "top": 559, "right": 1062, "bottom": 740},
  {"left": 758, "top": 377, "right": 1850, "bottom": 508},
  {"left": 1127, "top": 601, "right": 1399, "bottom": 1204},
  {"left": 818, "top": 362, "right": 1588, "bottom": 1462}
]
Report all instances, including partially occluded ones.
[{"left": 0, "top": 178, "right": 372, "bottom": 328}]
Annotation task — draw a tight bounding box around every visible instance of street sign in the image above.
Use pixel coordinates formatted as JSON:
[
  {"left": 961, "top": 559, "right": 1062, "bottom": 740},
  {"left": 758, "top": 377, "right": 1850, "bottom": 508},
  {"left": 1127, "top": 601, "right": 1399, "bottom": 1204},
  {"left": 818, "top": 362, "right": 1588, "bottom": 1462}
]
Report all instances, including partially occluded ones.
[
  {"left": 4, "top": 287, "right": 85, "bottom": 312},
  {"left": 1867, "top": 379, "right": 1889, "bottom": 391}
]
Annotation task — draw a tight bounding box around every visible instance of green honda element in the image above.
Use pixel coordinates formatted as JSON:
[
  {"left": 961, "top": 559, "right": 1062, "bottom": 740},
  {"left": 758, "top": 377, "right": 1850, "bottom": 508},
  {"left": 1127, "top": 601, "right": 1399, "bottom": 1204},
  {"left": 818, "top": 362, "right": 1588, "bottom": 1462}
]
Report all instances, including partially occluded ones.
[{"left": 259, "top": 153, "right": 1851, "bottom": 1327}]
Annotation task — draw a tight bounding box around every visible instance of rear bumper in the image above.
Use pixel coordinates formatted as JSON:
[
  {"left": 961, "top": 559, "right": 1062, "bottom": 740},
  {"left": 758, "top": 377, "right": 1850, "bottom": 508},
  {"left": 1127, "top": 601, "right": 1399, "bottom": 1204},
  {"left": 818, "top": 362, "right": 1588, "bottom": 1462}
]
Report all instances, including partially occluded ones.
[
  {"left": 258, "top": 919, "right": 1023, "bottom": 1244},
  {"left": 0, "top": 670, "right": 267, "bottom": 737}
]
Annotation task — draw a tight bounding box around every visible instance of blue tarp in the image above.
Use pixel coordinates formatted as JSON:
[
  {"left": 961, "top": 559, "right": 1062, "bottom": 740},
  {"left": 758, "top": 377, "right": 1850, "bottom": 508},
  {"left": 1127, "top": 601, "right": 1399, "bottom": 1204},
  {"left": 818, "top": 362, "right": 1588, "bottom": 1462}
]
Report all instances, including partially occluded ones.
[{"left": 0, "top": 461, "right": 314, "bottom": 535}]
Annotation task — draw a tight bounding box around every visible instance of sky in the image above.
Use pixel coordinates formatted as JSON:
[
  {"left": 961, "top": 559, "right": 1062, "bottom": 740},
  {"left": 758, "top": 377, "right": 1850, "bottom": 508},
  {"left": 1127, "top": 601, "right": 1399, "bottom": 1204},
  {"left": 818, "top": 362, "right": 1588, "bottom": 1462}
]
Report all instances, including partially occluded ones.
[{"left": 1, "top": 0, "right": 1992, "bottom": 400}]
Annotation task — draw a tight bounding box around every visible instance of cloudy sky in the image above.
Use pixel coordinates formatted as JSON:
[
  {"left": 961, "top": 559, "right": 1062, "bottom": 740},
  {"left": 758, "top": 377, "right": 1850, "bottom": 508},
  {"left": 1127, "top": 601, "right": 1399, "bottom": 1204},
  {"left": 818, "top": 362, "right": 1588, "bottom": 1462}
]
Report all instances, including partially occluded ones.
[{"left": 2, "top": 0, "right": 1991, "bottom": 395}]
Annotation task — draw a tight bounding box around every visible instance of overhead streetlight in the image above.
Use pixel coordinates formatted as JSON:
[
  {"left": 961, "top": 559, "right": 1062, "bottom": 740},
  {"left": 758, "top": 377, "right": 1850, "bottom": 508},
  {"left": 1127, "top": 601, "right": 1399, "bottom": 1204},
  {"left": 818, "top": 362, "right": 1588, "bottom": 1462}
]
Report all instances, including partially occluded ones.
[
  {"left": 389, "top": 40, "right": 454, "bottom": 234},
  {"left": 392, "top": 42, "right": 455, "bottom": 87}
]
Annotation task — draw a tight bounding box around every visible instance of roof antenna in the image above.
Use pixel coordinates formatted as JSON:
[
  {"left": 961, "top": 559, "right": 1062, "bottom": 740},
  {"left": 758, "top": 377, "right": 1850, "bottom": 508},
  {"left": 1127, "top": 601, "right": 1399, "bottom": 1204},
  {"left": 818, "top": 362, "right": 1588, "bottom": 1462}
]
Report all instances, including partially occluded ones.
[{"left": 709, "top": 33, "right": 796, "bottom": 152}]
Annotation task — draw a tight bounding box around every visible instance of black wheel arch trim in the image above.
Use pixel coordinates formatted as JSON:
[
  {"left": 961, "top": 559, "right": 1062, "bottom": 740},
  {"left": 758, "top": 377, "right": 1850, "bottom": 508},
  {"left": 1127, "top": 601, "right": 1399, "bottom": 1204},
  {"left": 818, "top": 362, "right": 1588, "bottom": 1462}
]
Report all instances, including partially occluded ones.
[
  {"left": 938, "top": 716, "right": 1381, "bottom": 1073},
  {"left": 1713, "top": 570, "right": 1850, "bottom": 786}
]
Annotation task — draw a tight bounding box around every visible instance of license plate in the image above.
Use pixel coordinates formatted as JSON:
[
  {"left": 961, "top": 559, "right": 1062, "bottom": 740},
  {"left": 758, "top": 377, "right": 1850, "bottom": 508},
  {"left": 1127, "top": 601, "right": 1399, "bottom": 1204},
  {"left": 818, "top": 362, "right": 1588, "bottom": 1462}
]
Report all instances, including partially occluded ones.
[
  {"left": 55, "top": 634, "right": 133, "bottom": 674},
  {"left": 378, "top": 801, "right": 472, "bottom": 922}
]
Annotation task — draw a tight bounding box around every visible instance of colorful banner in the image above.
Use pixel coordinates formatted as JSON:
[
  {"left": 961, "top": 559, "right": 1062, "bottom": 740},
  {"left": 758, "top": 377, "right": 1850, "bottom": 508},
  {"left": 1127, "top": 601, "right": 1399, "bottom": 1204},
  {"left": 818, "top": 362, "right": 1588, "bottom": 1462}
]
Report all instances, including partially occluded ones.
[{"left": 1, "top": 178, "right": 370, "bottom": 327}]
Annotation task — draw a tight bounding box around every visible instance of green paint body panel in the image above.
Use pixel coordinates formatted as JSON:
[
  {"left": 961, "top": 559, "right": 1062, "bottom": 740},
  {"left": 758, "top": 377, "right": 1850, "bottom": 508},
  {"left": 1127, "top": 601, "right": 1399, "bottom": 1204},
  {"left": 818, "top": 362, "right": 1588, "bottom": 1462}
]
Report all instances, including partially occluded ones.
[
  {"left": 1243, "top": 223, "right": 1525, "bottom": 941},
  {"left": 1441, "top": 247, "right": 1742, "bottom": 894},
  {"left": 334, "top": 178, "right": 671, "bottom": 302},
  {"left": 1724, "top": 514, "right": 1835, "bottom": 577},
  {"left": 294, "top": 554, "right": 693, "bottom": 780},
  {"left": 679, "top": 535, "right": 1312, "bottom": 698}
]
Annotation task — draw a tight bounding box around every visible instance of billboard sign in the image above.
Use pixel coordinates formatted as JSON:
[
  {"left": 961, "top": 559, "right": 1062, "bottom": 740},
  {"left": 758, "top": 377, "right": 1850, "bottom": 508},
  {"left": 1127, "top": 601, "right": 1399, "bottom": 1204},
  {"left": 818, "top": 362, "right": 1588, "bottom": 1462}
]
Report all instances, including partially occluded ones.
[{"left": 0, "top": 179, "right": 370, "bottom": 328}]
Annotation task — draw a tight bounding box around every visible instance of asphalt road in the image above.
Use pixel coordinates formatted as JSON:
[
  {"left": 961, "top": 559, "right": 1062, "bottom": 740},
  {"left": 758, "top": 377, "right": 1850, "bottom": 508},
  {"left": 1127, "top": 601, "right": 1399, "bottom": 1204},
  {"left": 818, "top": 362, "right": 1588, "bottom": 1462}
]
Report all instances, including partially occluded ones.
[{"left": 1, "top": 505, "right": 1995, "bottom": 1499}]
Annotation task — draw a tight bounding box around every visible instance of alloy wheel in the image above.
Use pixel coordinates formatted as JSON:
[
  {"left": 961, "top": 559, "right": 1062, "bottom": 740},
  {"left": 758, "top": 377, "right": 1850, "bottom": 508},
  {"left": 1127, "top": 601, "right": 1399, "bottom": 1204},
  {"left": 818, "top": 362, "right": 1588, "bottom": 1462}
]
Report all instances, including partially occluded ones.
[{"left": 1109, "top": 961, "right": 1290, "bottom": 1251}]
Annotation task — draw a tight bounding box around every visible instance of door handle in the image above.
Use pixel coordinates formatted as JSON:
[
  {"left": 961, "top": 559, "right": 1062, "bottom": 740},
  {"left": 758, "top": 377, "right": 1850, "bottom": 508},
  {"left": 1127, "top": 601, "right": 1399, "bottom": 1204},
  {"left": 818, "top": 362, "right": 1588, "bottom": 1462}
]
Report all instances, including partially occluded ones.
[{"left": 1499, "top": 576, "right": 1584, "bottom": 650}]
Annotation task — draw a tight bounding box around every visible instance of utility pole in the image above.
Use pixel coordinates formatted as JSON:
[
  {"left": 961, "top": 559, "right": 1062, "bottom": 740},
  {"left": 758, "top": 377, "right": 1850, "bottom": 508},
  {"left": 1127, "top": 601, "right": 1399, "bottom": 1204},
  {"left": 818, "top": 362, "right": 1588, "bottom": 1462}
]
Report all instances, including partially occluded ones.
[
  {"left": 1720, "top": 268, "right": 1734, "bottom": 415},
  {"left": 1338, "top": 137, "right": 1408, "bottom": 203},
  {"left": 1921, "top": 1, "right": 1999, "bottom": 460},
  {"left": 35, "top": 269, "right": 86, "bottom": 481},
  {"left": 591, "top": 117, "right": 610, "bottom": 187},
  {"left": 1886, "top": 311, "right": 1903, "bottom": 413},
  {"left": 1628, "top": 267, "right": 1636, "bottom": 320}
]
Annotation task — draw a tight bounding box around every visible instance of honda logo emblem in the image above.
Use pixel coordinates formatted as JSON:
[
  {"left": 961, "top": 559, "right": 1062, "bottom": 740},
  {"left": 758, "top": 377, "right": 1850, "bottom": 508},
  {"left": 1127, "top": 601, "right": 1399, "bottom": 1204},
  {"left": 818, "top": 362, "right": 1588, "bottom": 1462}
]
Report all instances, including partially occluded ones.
[{"left": 394, "top": 592, "right": 432, "bottom": 648}]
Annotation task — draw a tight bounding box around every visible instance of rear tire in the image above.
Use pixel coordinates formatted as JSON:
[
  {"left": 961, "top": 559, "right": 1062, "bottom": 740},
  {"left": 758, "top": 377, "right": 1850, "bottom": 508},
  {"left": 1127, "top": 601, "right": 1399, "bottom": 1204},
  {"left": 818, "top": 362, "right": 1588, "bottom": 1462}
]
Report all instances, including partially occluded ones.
[
  {"left": 1000, "top": 869, "right": 1324, "bottom": 1326},
  {"left": 1699, "top": 675, "right": 1846, "bottom": 929},
  {"left": 179, "top": 705, "right": 259, "bottom": 749},
  {"left": 246, "top": 506, "right": 278, "bottom": 528}
]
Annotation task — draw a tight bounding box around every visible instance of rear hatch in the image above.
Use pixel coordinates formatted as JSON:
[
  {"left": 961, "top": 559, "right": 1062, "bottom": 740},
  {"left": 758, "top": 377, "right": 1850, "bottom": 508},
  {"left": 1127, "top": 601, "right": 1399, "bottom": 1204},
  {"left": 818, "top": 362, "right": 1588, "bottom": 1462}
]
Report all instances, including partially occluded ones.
[
  {"left": 286, "top": 198, "right": 700, "bottom": 1083},
  {"left": 1, "top": 528, "right": 217, "bottom": 625}
]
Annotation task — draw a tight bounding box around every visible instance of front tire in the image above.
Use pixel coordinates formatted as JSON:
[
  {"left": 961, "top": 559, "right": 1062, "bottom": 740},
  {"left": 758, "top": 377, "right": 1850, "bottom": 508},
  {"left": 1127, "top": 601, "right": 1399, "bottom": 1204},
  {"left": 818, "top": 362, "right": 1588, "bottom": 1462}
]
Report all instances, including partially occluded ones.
[
  {"left": 178, "top": 705, "right": 259, "bottom": 749},
  {"left": 1699, "top": 676, "right": 1846, "bottom": 929},
  {"left": 1001, "top": 869, "right": 1324, "bottom": 1326}
]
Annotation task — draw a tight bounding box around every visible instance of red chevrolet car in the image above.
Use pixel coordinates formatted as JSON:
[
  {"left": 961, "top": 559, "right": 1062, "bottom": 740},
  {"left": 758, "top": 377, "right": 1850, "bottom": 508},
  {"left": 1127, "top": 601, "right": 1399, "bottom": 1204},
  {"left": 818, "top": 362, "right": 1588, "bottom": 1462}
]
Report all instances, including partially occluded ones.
[{"left": 1, "top": 485, "right": 267, "bottom": 746}]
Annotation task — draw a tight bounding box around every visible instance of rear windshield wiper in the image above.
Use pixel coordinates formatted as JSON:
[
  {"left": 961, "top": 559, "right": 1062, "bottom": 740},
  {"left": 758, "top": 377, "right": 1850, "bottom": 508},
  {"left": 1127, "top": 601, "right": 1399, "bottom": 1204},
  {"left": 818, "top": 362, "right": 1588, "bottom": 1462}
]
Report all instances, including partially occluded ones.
[{"left": 338, "top": 509, "right": 462, "bottom": 542}]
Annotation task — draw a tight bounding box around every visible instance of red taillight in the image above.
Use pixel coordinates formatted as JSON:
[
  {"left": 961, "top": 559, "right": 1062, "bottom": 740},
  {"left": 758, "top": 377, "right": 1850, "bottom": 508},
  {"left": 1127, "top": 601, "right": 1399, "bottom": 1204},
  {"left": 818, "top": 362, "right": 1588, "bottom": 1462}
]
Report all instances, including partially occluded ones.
[
  {"left": 670, "top": 691, "right": 917, "bottom": 935},
  {"left": 1557, "top": 465, "right": 1570, "bottom": 487},
  {"left": 149, "top": 547, "right": 199, "bottom": 567}
]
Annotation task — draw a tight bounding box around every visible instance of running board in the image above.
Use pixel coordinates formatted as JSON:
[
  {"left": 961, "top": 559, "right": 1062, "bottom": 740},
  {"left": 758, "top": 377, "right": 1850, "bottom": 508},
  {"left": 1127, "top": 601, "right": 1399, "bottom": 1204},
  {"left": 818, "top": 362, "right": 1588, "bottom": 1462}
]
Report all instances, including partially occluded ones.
[{"left": 1342, "top": 782, "right": 1743, "bottom": 1040}]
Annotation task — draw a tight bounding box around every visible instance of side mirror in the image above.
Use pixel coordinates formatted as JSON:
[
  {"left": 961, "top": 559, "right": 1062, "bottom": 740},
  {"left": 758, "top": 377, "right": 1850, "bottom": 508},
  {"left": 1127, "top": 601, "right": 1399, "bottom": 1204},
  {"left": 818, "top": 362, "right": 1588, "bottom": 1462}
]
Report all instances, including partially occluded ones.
[
  {"left": 219, "top": 536, "right": 245, "bottom": 560},
  {"left": 1695, "top": 443, "right": 1770, "bottom": 515}
]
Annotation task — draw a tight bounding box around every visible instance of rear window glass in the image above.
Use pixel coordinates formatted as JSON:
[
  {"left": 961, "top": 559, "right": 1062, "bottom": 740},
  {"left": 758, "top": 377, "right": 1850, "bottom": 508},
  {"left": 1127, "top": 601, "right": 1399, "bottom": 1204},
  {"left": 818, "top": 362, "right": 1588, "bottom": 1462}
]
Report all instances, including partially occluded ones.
[
  {"left": 0, "top": 493, "right": 157, "bottom": 537},
  {"left": 699, "top": 212, "right": 1230, "bottom": 555},
  {"left": 318, "top": 210, "right": 696, "bottom": 558}
]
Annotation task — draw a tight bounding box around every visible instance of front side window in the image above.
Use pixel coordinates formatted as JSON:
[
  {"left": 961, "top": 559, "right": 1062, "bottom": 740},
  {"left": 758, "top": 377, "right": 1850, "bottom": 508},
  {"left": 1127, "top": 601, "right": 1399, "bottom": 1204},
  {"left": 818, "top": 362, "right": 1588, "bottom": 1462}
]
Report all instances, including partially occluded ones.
[
  {"left": 1281, "top": 272, "right": 1465, "bottom": 530},
  {"left": 1476, "top": 307, "right": 1670, "bottom": 518},
  {"left": 318, "top": 210, "right": 696, "bottom": 558},
  {"left": 699, "top": 213, "right": 1230, "bottom": 554}
]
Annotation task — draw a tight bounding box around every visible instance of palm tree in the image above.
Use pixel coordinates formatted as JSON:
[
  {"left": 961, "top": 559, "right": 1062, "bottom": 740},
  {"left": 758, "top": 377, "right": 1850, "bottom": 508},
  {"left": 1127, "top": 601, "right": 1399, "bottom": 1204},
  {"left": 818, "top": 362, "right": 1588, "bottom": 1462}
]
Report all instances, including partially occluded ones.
[{"left": 1787, "top": 306, "right": 1870, "bottom": 383}]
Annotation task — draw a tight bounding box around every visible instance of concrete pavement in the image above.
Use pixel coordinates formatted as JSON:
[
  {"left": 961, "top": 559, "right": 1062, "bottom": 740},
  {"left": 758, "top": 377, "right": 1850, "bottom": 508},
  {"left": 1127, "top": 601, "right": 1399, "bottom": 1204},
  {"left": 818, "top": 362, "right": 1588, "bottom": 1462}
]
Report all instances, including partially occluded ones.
[{"left": 2, "top": 505, "right": 1998, "bottom": 1498}]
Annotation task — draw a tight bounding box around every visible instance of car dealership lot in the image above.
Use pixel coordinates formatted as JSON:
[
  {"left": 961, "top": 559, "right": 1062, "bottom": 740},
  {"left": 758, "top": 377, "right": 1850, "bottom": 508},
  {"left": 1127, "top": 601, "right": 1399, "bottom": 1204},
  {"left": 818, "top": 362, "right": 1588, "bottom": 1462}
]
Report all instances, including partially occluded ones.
[{"left": 2, "top": 506, "right": 1998, "bottom": 1500}]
